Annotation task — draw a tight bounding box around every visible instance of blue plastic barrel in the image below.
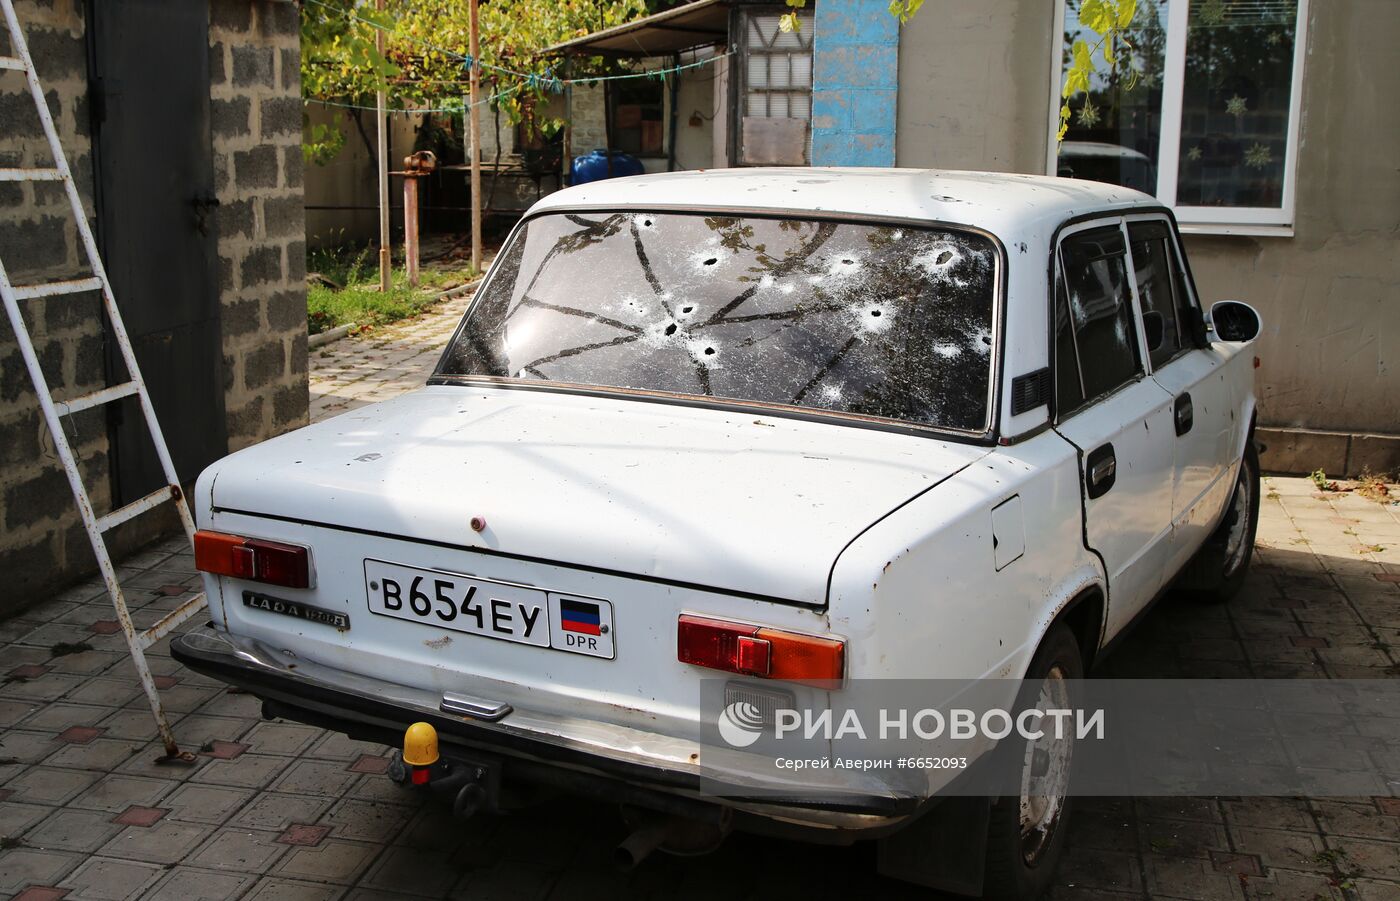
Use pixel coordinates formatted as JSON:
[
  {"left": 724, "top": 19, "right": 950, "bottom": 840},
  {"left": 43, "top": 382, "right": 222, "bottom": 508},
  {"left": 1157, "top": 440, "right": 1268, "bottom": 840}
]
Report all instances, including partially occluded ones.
[{"left": 571, "top": 149, "right": 646, "bottom": 185}]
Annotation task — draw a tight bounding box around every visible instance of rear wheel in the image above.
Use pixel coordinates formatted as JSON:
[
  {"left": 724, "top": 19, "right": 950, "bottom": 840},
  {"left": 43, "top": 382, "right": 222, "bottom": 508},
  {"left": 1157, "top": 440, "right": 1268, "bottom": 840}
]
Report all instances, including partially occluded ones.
[
  {"left": 982, "top": 624, "right": 1082, "bottom": 901},
  {"left": 1178, "top": 440, "right": 1260, "bottom": 603}
]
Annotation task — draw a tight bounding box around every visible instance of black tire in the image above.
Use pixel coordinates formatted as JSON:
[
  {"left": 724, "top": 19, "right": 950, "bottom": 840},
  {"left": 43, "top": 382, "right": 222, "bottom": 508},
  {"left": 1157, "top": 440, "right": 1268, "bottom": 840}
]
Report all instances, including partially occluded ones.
[
  {"left": 982, "top": 624, "right": 1083, "bottom": 901},
  {"left": 1177, "top": 439, "right": 1261, "bottom": 603}
]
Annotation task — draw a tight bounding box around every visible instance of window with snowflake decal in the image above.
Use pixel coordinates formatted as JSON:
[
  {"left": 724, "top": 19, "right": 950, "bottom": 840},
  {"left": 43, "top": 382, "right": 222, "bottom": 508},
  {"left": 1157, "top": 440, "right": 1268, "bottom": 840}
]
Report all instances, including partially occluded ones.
[
  {"left": 1052, "top": 0, "right": 1308, "bottom": 230},
  {"left": 436, "top": 213, "right": 999, "bottom": 434}
]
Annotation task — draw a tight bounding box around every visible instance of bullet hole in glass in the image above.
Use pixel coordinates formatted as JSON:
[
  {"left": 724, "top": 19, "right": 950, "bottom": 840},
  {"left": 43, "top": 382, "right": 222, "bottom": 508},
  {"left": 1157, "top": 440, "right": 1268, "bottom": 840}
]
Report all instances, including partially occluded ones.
[{"left": 441, "top": 212, "right": 998, "bottom": 432}]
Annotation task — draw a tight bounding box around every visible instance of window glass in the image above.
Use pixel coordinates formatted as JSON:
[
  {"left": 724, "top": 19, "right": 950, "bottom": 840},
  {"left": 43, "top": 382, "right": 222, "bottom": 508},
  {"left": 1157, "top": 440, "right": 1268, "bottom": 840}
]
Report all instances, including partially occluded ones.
[
  {"left": 1175, "top": 0, "right": 1298, "bottom": 208},
  {"left": 1054, "top": 276, "right": 1087, "bottom": 419},
  {"left": 740, "top": 12, "right": 813, "bottom": 164},
  {"left": 1058, "top": 227, "right": 1143, "bottom": 400},
  {"left": 1057, "top": 0, "right": 1170, "bottom": 193},
  {"left": 1054, "top": 0, "right": 1305, "bottom": 226},
  {"left": 609, "top": 79, "right": 665, "bottom": 157},
  {"left": 438, "top": 213, "right": 999, "bottom": 433},
  {"left": 1128, "top": 221, "right": 1185, "bottom": 369}
]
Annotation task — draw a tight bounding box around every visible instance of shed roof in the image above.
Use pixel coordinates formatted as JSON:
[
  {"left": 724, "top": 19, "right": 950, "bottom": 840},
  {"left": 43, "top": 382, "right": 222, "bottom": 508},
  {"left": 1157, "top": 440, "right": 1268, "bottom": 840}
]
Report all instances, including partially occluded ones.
[{"left": 542, "top": 0, "right": 729, "bottom": 57}]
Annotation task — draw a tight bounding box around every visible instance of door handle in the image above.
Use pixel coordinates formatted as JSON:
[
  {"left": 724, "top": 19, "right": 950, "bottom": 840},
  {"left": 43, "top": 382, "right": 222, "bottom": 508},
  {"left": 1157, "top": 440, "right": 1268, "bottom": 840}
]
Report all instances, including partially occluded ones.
[
  {"left": 1085, "top": 443, "right": 1116, "bottom": 499},
  {"left": 1174, "top": 393, "right": 1194, "bottom": 437}
]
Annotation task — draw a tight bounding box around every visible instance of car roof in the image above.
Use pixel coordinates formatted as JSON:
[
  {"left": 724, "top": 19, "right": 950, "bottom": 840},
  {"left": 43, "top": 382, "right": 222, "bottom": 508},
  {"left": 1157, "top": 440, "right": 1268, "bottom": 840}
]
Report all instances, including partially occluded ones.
[{"left": 530, "top": 167, "right": 1162, "bottom": 242}]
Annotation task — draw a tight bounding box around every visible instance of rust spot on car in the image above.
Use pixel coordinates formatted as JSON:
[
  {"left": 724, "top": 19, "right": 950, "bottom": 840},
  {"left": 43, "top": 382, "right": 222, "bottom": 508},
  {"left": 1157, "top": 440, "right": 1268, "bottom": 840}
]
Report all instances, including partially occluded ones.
[{"left": 424, "top": 635, "right": 453, "bottom": 650}]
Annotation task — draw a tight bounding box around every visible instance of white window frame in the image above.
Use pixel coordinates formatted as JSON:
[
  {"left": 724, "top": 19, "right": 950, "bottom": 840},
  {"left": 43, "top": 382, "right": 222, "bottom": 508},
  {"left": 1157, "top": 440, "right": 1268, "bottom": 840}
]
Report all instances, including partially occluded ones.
[{"left": 1046, "top": 0, "right": 1310, "bottom": 236}]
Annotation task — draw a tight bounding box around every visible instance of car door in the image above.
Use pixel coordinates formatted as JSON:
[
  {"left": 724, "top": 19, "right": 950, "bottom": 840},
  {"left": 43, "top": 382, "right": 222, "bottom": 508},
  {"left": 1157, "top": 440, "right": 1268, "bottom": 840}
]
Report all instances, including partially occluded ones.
[
  {"left": 1051, "top": 222, "right": 1176, "bottom": 639},
  {"left": 1123, "top": 217, "right": 1235, "bottom": 578}
]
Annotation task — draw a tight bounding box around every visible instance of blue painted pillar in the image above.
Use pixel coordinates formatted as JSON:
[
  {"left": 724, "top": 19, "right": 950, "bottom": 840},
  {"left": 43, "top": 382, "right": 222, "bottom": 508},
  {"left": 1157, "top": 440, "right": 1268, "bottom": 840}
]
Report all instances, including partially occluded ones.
[{"left": 810, "top": 1, "right": 899, "bottom": 167}]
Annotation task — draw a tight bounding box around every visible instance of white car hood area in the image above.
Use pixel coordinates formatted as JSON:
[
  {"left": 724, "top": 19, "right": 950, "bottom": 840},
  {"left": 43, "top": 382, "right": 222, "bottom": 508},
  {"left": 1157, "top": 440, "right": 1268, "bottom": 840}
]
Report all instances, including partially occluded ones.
[{"left": 204, "top": 386, "right": 988, "bottom": 606}]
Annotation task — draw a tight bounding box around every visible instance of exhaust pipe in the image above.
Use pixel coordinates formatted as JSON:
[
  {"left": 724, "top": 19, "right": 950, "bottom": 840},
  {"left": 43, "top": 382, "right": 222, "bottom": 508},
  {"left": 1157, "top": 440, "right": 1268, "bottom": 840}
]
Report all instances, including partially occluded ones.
[
  {"left": 613, "top": 812, "right": 732, "bottom": 870},
  {"left": 613, "top": 819, "right": 674, "bottom": 871}
]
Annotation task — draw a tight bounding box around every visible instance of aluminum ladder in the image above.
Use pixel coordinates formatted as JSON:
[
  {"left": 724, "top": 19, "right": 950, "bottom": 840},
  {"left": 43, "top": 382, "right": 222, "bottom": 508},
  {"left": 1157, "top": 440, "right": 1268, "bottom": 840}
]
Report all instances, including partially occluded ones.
[{"left": 0, "top": 2, "right": 204, "bottom": 761}]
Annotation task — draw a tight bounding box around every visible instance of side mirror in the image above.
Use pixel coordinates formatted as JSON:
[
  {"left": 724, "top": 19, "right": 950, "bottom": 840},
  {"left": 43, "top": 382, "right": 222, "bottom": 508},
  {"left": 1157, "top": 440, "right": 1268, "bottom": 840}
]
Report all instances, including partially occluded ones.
[
  {"left": 1141, "top": 310, "right": 1166, "bottom": 353},
  {"left": 1208, "top": 300, "right": 1262, "bottom": 343}
]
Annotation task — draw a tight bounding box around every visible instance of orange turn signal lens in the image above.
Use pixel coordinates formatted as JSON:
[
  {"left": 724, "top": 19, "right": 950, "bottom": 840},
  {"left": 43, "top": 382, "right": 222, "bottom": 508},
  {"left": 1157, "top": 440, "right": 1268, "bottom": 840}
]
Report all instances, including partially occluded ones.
[{"left": 677, "top": 614, "right": 844, "bottom": 684}]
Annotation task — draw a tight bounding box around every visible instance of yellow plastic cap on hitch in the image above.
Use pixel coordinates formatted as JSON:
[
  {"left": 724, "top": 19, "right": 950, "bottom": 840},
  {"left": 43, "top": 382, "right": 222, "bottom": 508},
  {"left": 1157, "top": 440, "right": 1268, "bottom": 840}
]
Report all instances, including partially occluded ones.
[{"left": 403, "top": 722, "right": 440, "bottom": 767}]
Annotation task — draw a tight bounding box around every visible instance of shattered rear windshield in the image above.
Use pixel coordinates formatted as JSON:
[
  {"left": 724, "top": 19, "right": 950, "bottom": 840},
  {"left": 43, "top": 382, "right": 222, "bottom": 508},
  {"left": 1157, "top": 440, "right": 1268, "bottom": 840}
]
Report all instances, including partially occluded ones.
[{"left": 437, "top": 212, "right": 998, "bottom": 433}]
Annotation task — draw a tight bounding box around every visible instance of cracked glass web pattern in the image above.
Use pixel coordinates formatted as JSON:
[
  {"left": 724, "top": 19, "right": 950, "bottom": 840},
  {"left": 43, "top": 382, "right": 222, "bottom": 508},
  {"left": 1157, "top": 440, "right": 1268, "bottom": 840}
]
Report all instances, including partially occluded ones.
[{"left": 438, "top": 212, "right": 998, "bottom": 432}]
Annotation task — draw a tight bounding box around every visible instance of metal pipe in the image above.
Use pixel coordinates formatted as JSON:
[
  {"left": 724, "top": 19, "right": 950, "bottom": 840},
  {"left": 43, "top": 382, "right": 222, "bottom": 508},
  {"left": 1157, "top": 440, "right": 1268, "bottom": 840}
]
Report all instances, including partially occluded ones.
[
  {"left": 403, "top": 177, "right": 420, "bottom": 287},
  {"left": 375, "top": 0, "right": 391, "bottom": 291},
  {"left": 614, "top": 819, "right": 673, "bottom": 871},
  {"left": 667, "top": 52, "right": 680, "bottom": 172},
  {"left": 468, "top": 0, "right": 482, "bottom": 273}
]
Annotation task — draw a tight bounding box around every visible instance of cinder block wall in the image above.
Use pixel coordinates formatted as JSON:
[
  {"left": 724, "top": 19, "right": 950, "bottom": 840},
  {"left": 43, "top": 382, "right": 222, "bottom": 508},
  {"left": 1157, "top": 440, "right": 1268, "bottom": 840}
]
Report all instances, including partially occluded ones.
[
  {"left": 209, "top": 0, "right": 308, "bottom": 454},
  {"left": 811, "top": 0, "right": 899, "bottom": 167},
  {"left": 0, "top": 1, "right": 111, "bottom": 603},
  {"left": 0, "top": 0, "right": 308, "bottom": 614}
]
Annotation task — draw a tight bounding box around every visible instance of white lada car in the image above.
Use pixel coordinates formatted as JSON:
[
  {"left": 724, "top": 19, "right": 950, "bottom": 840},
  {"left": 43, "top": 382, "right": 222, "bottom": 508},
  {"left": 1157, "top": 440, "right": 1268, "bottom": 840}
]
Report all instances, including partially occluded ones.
[{"left": 174, "top": 169, "right": 1262, "bottom": 900}]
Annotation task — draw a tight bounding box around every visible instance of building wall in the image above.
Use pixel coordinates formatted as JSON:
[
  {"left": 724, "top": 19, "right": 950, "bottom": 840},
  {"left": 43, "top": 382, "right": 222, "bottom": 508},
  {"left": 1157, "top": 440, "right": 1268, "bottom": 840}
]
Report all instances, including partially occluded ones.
[
  {"left": 811, "top": 0, "right": 898, "bottom": 167},
  {"left": 303, "top": 104, "right": 382, "bottom": 245},
  {"left": 0, "top": 0, "right": 308, "bottom": 613},
  {"left": 894, "top": 0, "right": 1053, "bottom": 174},
  {"left": 893, "top": 0, "right": 1400, "bottom": 475},
  {"left": 673, "top": 55, "right": 717, "bottom": 171},
  {"left": 1182, "top": 0, "right": 1400, "bottom": 475},
  {"left": 209, "top": 0, "right": 310, "bottom": 455}
]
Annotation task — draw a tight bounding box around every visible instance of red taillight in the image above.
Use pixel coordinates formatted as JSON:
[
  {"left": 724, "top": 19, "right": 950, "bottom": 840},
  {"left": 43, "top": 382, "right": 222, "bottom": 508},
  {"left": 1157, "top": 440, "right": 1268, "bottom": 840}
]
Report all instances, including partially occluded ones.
[
  {"left": 194, "top": 530, "right": 312, "bottom": 589},
  {"left": 677, "top": 614, "right": 844, "bottom": 684}
]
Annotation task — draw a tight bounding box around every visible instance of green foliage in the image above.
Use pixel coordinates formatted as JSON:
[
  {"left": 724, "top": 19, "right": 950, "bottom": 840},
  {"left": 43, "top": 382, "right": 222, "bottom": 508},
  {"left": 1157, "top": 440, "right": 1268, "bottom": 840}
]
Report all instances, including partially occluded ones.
[
  {"left": 1059, "top": 0, "right": 1138, "bottom": 141},
  {"left": 306, "top": 241, "right": 477, "bottom": 334},
  {"left": 888, "top": 0, "right": 925, "bottom": 24},
  {"left": 303, "top": 119, "right": 346, "bottom": 165},
  {"left": 778, "top": 0, "right": 806, "bottom": 34},
  {"left": 300, "top": 0, "right": 649, "bottom": 163},
  {"left": 1309, "top": 469, "right": 1339, "bottom": 492}
]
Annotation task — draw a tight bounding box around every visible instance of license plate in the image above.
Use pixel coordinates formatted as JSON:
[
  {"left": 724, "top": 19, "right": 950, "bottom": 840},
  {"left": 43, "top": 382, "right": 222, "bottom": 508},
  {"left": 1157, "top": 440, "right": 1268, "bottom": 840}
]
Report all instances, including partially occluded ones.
[{"left": 363, "top": 559, "right": 615, "bottom": 658}]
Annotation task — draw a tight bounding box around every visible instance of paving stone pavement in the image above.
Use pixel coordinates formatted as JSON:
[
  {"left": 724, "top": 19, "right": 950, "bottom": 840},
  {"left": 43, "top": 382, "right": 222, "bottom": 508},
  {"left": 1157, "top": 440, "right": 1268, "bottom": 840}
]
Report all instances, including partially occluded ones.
[
  {"left": 306, "top": 283, "right": 481, "bottom": 423},
  {"left": 4, "top": 304, "right": 1400, "bottom": 899}
]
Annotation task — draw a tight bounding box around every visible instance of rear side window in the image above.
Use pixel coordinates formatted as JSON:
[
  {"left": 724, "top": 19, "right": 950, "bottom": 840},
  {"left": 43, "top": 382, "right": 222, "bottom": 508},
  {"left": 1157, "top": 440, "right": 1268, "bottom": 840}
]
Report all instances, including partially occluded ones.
[
  {"left": 1128, "top": 220, "right": 1192, "bottom": 369},
  {"left": 1055, "top": 227, "right": 1143, "bottom": 414}
]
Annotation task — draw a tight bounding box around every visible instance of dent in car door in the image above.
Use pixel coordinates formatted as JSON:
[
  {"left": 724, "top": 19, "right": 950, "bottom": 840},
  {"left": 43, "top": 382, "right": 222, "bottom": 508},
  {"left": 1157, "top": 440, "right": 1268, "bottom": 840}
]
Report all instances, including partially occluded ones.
[
  {"left": 1051, "top": 223, "right": 1175, "bottom": 640},
  {"left": 1124, "top": 218, "right": 1234, "bottom": 576}
]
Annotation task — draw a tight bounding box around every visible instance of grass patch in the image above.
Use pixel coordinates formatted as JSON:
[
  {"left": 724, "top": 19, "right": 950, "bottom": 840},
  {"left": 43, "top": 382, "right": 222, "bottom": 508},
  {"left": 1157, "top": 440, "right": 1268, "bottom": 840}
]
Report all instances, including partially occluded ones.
[{"left": 306, "top": 241, "right": 477, "bottom": 335}]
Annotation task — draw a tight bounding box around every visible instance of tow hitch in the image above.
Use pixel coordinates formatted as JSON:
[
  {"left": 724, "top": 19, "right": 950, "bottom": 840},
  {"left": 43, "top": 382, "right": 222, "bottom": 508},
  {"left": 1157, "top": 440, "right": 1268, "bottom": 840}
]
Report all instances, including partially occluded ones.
[{"left": 388, "top": 722, "right": 503, "bottom": 818}]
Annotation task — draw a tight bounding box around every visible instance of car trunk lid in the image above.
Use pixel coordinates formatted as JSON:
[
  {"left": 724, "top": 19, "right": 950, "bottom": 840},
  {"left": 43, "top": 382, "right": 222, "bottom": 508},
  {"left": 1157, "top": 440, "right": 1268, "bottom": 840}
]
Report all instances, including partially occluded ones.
[{"left": 206, "top": 386, "right": 987, "bottom": 607}]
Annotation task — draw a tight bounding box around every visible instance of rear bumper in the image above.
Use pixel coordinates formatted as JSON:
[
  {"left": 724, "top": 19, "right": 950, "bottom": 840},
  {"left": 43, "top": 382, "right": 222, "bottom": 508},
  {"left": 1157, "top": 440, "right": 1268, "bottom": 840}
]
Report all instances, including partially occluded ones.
[{"left": 171, "top": 628, "right": 922, "bottom": 833}]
